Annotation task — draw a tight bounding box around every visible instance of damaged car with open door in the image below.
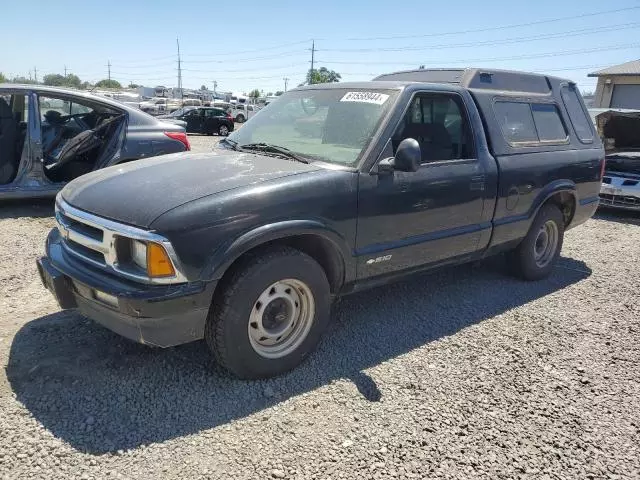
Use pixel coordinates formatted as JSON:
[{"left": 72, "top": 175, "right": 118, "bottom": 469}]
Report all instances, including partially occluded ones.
[
  {"left": 0, "top": 84, "right": 190, "bottom": 199},
  {"left": 593, "top": 108, "right": 640, "bottom": 211}
]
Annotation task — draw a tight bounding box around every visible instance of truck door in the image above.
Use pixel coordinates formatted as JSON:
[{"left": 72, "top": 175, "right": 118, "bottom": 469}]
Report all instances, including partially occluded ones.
[{"left": 356, "top": 92, "right": 489, "bottom": 279}]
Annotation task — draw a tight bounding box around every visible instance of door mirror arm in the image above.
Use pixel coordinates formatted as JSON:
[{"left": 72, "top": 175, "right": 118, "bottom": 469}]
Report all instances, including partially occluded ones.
[
  {"left": 373, "top": 157, "right": 396, "bottom": 175},
  {"left": 371, "top": 138, "right": 421, "bottom": 175}
]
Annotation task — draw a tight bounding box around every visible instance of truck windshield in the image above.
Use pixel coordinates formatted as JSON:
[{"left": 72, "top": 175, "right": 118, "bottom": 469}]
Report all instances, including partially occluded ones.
[{"left": 225, "top": 88, "right": 398, "bottom": 166}]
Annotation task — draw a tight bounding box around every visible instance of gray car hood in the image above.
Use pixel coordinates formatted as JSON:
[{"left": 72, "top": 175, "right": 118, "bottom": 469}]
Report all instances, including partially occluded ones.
[{"left": 61, "top": 150, "right": 321, "bottom": 228}]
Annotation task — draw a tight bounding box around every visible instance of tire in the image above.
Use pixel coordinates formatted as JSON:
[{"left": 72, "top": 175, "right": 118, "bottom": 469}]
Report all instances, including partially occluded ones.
[
  {"left": 205, "top": 246, "right": 331, "bottom": 379},
  {"left": 218, "top": 124, "right": 230, "bottom": 136},
  {"left": 509, "top": 203, "right": 565, "bottom": 281},
  {"left": 235, "top": 114, "right": 245, "bottom": 123}
]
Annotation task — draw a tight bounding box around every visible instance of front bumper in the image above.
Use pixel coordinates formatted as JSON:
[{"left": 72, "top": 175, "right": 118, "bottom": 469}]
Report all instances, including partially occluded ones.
[
  {"left": 37, "top": 228, "right": 216, "bottom": 347},
  {"left": 599, "top": 174, "right": 640, "bottom": 211}
]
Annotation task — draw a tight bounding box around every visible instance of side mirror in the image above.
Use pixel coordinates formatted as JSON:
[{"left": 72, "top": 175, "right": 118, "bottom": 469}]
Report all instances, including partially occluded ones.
[{"left": 378, "top": 138, "right": 421, "bottom": 173}]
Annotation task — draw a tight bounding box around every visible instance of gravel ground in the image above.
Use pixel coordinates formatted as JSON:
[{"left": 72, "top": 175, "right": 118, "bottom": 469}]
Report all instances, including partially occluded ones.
[
  {"left": 0, "top": 165, "right": 639, "bottom": 478},
  {"left": 187, "top": 131, "right": 231, "bottom": 154}
]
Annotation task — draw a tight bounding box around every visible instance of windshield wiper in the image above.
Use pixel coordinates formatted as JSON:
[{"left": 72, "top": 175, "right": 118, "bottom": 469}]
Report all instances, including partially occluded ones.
[
  {"left": 238, "top": 143, "right": 309, "bottom": 164},
  {"left": 219, "top": 137, "right": 239, "bottom": 150}
]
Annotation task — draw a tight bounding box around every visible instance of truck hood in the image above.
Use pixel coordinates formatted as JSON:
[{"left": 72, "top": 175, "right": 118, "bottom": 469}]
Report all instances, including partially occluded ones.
[{"left": 60, "top": 150, "right": 321, "bottom": 228}]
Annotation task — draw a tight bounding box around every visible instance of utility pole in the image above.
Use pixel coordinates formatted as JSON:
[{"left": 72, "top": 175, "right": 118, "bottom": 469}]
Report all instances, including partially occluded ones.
[
  {"left": 283, "top": 77, "right": 289, "bottom": 92},
  {"left": 176, "top": 38, "right": 183, "bottom": 100},
  {"left": 309, "top": 40, "right": 315, "bottom": 84},
  {"left": 107, "top": 60, "right": 111, "bottom": 81},
  {"left": 64, "top": 65, "right": 68, "bottom": 76},
  {"left": 33, "top": 67, "right": 38, "bottom": 83}
]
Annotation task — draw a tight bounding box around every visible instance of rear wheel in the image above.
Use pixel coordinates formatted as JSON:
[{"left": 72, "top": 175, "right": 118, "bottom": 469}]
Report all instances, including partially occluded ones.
[
  {"left": 205, "top": 246, "right": 331, "bottom": 379},
  {"left": 509, "top": 203, "right": 564, "bottom": 280},
  {"left": 218, "top": 124, "right": 230, "bottom": 136},
  {"left": 235, "top": 114, "right": 245, "bottom": 123}
]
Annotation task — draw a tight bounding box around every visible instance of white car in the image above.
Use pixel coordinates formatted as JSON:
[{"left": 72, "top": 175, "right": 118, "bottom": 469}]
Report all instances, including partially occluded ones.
[
  {"left": 592, "top": 109, "right": 640, "bottom": 211},
  {"left": 232, "top": 104, "right": 258, "bottom": 123},
  {"left": 139, "top": 97, "right": 180, "bottom": 115}
]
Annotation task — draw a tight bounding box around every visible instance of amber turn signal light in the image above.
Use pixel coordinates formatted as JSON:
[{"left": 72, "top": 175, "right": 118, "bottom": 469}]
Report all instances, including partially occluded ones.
[{"left": 147, "top": 242, "right": 176, "bottom": 278}]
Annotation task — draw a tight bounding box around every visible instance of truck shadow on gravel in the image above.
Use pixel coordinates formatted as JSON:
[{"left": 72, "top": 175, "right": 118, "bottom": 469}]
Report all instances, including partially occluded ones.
[
  {"left": 0, "top": 200, "right": 55, "bottom": 219},
  {"left": 594, "top": 208, "right": 640, "bottom": 226},
  {"left": 6, "top": 256, "right": 590, "bottom": 454}
]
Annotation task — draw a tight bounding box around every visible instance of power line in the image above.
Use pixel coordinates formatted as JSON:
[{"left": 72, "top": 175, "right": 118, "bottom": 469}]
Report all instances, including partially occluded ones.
[
  {"left": 109, "top": 60, "right": 177, "bottom": 69},
  {"left": 182, "top": 50, "right": 308, "bottom": 64},
  {"left": 183, "top": 63, "right": 304, "bottom": 73},
  {"left": 318, "top": 43, "right": 640, "bottom": 65},
  {"left": 321, "top": 22, "right": 640, "bottom": 53},
  {"left": 340, "top": 6, "right": 640, "bottom": 41},
  {"left": 181, "top": 39, "right": 313, "bottom": 57}
]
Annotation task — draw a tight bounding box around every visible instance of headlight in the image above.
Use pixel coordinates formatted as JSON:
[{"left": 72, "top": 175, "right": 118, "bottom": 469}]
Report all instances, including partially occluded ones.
[
  {"left": 129, "top": 239, "right": 176, "bottom": 278},
  {"left": 131, "top": 240, "right": 147, "bottom": 270}
]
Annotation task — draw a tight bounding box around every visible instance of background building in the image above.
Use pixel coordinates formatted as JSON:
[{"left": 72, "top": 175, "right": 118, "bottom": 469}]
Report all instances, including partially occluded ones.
[{"left": 589, "top": 60, "right": 640, "bottom": 109}]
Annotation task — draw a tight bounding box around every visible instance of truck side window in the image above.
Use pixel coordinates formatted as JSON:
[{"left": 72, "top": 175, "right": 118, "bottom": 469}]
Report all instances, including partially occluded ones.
[
  {"left": 494, "top": 101, "right": 538, "bottom": 144},
  {"left": 394, "top": 94, "right": 474, "bottom": 162},
  {"left": 531, "top": 104, "right": 567, "bottom": 142},
  {"left": 560, "top": 85, "right": 594, "bottom": 143}
]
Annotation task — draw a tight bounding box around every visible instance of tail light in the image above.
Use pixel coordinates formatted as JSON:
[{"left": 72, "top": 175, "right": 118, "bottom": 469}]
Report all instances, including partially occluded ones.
[
  {"left": 226, "top": 114, "right": 233, "bottom": 121},
  {"left": 599, "top": 156, "right": 606, "bottom": 180},
  {"left": 164, "top": 131, "right": 191, "bottom": 151}
]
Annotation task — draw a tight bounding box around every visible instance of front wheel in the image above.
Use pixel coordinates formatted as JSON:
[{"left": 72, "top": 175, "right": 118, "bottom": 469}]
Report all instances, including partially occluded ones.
[
  {"left": 218, "top": 124, "right": 229, "bottom": 136},
  {"left": 205, "top": 246, "right": 331, "bottom": 379},
  {"left": 509, "top": 204, "right": 565, "bottom": 281}
]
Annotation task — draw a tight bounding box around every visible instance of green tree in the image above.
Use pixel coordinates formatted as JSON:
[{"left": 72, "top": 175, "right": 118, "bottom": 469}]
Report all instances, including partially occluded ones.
[
  {"left": 128, "top": 83, "right": 140, "bottom": 89},
  {"left": 0, "top": 72, "right": 7, "bottom": 83},
  {"left": 64, "top": 74, "right": 81, "bottom": 88},
  {"left": 94, "top": 79, "right": 122, "bottom": 89},
  {"left": 248, "top": 88, "right": 261, "bottom": 99},
  {"left": 43, "top": 74, "right": 65, "bottom": 86},
  {"left": 11, "top": 76, "right": 37, "bottom": 84},
  {"left": 81, "top": 81, "right": 93, "bottom": 90},
  {"left": 43, "top": 73, "right": 82, "bottom": 88},
  {"left": 305, "top": 67, "right": 341, "bottom": 85},
  {"left": 274, "top": 91, "right": 284, "bottom": 96},
  {"left": 266, "top": 91, "right": 273, "bottom": 96},
  {"left": 200, "top": 85, "right": 207, "bottom": 91}
]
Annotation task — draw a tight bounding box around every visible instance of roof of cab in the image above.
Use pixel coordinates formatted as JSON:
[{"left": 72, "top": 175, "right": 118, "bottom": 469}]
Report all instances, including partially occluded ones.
[{"left": 373, "top": 68, "right": 573, "bottom": 95}]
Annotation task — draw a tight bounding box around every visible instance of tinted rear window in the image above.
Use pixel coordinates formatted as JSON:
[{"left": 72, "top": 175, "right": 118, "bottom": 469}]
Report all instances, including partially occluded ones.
[
  {"left": 531, "top": 103, "right": 567, "bottom": 142},
  {"left": 560, "top": 85, "right": 593, "bottom": 143}
]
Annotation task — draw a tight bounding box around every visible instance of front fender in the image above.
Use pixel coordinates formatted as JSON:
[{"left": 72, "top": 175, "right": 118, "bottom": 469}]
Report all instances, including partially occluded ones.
[{"left": 203, "top": 219, "right": 353, "bottom": 283}]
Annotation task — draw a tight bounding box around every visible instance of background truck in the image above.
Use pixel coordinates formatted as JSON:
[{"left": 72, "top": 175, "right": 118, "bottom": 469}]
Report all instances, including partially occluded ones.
[{"left": 38, "top": 68, "right": 604, "bottom": 379}]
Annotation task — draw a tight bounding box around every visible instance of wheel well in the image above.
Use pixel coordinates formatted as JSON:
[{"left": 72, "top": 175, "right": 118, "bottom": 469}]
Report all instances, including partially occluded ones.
[
  {"left": 545, "top": 191, "right": 576, "bottom": 226},
  {"left": 215, "top": 235, "right": 345, "bottom": 296}
]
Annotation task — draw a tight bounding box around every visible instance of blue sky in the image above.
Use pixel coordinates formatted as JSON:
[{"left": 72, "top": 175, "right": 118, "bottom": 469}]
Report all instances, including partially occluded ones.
[{"left": 3, "top": 1, "right": 639, "bottom": 94}]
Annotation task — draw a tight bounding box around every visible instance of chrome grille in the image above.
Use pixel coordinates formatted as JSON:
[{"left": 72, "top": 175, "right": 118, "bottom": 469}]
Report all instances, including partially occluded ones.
[
  {"left": 599, "top": 193, "right": 640, "bottom": 209},
  {"left": 55, "top": 198, "right": 188, "bottom": 284}
]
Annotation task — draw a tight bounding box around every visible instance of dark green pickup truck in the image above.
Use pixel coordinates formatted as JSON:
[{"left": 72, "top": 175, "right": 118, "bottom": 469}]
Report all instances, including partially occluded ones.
[{"left": 38, "top": 68, "right": 604, "bottom": 379}]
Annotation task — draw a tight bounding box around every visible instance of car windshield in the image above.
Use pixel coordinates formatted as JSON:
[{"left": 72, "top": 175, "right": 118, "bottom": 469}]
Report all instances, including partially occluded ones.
[{"left": 225, "top": 88, "right": 398, "bottom": 166}]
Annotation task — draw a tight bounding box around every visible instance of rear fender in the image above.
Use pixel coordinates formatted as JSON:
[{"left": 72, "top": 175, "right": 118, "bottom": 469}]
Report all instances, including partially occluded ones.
[
  {"left": 487, "top": 179, "right": 577, "bottom": 254},
  {"left": 530, "top": 179, "right": 577, "bottom": 221}
]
